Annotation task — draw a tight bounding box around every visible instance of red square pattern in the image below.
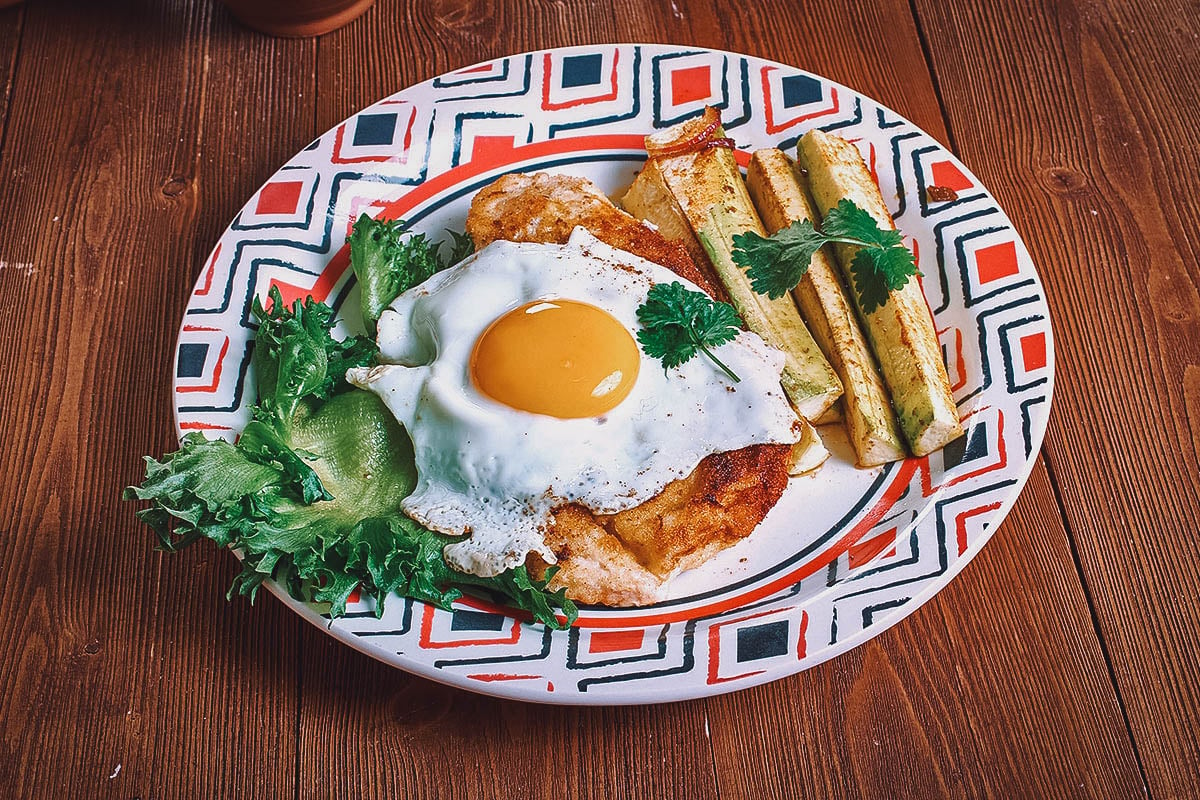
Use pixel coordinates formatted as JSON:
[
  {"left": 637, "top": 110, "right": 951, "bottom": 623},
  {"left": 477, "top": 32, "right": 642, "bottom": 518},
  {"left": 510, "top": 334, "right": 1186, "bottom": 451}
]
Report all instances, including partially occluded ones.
[
  {"left": 671, "top": 65, "right": 712, "bottom": 106},
  {"left": 588, "top": 629, "right": 645, "bottom": 654},
  {"left": 471, "top": 135, "right": 517, "bottom": 165},
  {"left": 256, "top": 181, "right": 304, "bottom": 215},
  {"left": 975, "top": 241, "right": 1020, "bottom": 284},
  {"left": 930, "top": 160, "right": 973, "bottom": 192},
  {"left": 1020, "top": 332, "right": 1047, "bottom": 372}
]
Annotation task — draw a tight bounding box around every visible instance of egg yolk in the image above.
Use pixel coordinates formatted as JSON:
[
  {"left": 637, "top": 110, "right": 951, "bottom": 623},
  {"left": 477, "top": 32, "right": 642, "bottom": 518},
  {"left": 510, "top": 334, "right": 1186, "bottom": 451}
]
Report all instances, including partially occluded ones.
[{"left": 470, "top": 300, "right": 640, "bottom": 418}]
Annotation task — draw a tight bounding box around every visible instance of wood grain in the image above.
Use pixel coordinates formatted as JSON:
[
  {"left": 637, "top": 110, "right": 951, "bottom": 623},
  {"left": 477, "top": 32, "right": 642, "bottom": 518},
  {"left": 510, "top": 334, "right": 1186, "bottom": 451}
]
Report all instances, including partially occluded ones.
[
  {"left": 706, "top": 464, "right": 1147, "bottom": 800},
  {"left": 0, "top": 0, "right": 1193, "bottom": 797},
  {"left": 296, "top": 632, "right": 721, "bottom": 800},
  {"left": 0, "top": 1, "right": 312, "bottom": 797},
  {"left": 0, "top": 4, "right": 21, "bottom": 149},
  {"left": 913, "top": 0, "right": 1200, "bottom": 796}
]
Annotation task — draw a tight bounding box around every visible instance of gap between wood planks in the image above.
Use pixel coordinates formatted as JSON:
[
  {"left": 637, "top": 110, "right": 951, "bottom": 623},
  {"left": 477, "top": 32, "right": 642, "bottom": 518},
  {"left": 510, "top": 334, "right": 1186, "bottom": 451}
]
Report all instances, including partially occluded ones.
[
  {"left": 904, "top": 2, "right": 1153, "bottom": 797},
  {"left": 1043, "top": 451, "right": 1153, "bottom": 799},
  {"left": 906, "top": 0, "right": 959, "bottom": 151}
]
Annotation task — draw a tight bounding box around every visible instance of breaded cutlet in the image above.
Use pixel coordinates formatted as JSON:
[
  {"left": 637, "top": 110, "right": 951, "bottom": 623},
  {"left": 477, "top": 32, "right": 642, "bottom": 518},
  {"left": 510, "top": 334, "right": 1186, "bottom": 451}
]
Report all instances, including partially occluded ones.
[
  {"left": 466, "top": 172, "right": 722, "bottom": 299},
  {"left": 465, "top": 172, "right": 792, "bottom": 606}
]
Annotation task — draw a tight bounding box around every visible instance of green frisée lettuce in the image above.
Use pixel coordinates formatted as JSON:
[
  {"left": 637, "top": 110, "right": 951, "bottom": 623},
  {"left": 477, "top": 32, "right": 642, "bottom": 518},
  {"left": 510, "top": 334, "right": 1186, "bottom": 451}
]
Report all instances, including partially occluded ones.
[
  {"left": 125, "top": 223, "right": 574, "bottom": 628},
  {"left": 349, "top": 214, "right": 475, "bottom": 336}
]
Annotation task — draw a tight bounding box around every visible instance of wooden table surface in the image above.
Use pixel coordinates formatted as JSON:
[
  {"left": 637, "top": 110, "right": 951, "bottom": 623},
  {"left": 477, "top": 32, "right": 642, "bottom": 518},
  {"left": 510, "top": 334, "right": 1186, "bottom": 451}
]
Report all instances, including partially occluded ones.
[{"left": 2, "top": 0, "right": 1198, "bottom": 797}]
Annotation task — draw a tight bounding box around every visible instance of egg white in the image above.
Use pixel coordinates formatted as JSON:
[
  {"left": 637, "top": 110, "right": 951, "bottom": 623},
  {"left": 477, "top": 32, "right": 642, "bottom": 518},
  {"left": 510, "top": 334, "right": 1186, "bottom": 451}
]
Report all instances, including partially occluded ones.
[{"left": 346, "top": 228, "right": 803, "bottom": 577}]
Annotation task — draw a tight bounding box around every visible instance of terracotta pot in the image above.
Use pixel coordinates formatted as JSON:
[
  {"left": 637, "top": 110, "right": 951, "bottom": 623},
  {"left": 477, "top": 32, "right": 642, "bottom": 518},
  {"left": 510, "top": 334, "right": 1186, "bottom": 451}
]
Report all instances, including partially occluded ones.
[{"left": 221, "top": 0, "right": 375, "bottom": 37}]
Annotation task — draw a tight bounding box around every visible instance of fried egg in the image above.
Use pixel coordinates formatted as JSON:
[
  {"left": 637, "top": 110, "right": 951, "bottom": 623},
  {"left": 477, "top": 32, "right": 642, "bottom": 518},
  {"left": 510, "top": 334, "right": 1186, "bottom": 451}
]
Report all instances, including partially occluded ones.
[{"left": 346, "top": 228, "right": 803, "bottom": 577}]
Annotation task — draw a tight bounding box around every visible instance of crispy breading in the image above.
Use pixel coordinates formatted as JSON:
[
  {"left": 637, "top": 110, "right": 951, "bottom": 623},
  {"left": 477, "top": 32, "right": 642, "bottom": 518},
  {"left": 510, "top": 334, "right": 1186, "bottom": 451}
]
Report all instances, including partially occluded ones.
[
  {"left": 466, "top": 172, "right": 719, "bottom": 296},
  {"left": 466, "top": 171, "right": 793, "bottom": 606},
  {"left": 531, "top": 444, "right": 792, "bottom": 606}
]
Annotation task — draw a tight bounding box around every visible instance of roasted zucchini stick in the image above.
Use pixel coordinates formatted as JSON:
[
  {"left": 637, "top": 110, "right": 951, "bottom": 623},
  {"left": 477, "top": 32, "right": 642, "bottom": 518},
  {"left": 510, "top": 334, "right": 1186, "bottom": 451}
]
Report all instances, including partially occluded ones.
[
  {"left": 814, "top": 402, "right": 843, "bottom": 426},
  {"left": 747, "top": 148, "right": 905, "bottom": 467},
  {"left": 621, "top": 108, "right": 843, "bottom": 422},
  {"left": 619, "top": 157, "right": 711, "bottom": 273},
  {"left": 796, "top": 130, "right": 963, "bottom": 456}
]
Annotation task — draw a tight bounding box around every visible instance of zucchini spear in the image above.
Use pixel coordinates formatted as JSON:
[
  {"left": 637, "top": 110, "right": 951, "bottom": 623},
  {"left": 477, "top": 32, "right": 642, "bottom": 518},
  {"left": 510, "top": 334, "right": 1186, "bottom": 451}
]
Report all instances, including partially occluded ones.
[
  {"left": 620, "top": 157, "right": 712, "bottom": 274},
  {"left": 620, "top": 107, "right": 843, "bottom": 424},
  {"left": 796, "top": 130, "right": 963, "bottom": 456},
  {"left": 746, "top": 148, "right": 907, "bottom": 467}
]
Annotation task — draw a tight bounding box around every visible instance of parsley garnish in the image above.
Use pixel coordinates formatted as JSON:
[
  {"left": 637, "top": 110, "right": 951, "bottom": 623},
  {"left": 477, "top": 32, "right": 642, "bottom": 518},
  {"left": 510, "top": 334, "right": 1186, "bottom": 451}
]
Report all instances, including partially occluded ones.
[
  {"left": 731, "top": 199, "right": 918, "bottom": 314},
  {"left": 636, "top": 281, "right": 742, "bottom": 383}
]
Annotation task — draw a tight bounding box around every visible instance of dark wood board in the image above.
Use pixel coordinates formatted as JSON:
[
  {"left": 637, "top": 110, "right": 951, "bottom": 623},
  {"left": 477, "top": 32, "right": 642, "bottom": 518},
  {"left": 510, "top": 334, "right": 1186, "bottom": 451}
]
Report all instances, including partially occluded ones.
[
  {"left": 0, "top": 1, "right": 312, "bottom": 796},
  {"left": 0, "top": 4, "right": 22, "bottom": 147},
  {"left": 1, "top": 0, "right": 1194, "bottom": 796}
]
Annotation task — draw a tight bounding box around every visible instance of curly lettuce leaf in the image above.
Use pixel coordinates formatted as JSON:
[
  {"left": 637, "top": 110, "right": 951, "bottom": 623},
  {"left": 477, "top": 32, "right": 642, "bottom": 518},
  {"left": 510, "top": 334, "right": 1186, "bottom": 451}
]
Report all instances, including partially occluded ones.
[
  {"left": 348, "top": 215, "right": 480, "bottom": 336},
  {"left": 349, "top": 214, "right": 445, "bottom": 336},
  {"left": 126, "top": 390, "right": 575, "bottom": 625},
  {"left": 251, "top": 285, "right": 376, "bottom": 430},
  {"left": 442, "top": 228, "right": 475, "bottom": 266},
  {"left": 127, "top": 288, "right": 576, "bottom": 627}
]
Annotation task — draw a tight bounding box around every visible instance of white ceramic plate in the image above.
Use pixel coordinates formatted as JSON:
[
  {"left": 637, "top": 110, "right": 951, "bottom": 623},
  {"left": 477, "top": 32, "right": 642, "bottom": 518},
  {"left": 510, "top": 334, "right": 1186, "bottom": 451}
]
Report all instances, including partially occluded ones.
[{"left": 173, "top": 44, "right": 1054, "bottom": 704}]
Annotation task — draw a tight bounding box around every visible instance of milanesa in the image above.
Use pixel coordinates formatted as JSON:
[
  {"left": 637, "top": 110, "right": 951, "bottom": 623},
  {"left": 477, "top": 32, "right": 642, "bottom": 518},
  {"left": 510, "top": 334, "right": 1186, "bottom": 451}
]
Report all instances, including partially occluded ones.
[{"left": 466, "top": 172, "right": 793, "bottom": 606}]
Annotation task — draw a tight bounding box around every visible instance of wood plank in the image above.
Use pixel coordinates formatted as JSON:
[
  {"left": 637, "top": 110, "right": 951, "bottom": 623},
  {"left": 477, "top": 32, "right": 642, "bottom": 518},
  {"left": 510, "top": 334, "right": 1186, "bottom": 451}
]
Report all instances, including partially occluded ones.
[
  {"left": 0, "top": 2, "right": 314, "bottom": 797},
  {"left": 0, "top": 4, "right": 22, "bottom": 144},
  {"left": 0, "top": 1, "right": 1173, "bottom": 798},
  {"left": 912, "top": 0, "right": 1200, "bottom": 796},
  {"left": 296, "top": 632, "right": 720, "bottom": 800},
  {"left": 706, "top": 463, "right": 1146, "bottom": 799},
  {"left": 311, "top": 0, "right": 620, "bottom": 132}
]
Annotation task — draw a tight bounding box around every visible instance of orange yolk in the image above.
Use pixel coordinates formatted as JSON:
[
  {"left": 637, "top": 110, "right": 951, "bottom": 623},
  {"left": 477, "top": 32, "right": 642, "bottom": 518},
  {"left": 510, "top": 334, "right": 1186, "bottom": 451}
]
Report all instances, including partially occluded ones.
[{"left": 470, "top": 300, "right": 640, "bottom": 418}]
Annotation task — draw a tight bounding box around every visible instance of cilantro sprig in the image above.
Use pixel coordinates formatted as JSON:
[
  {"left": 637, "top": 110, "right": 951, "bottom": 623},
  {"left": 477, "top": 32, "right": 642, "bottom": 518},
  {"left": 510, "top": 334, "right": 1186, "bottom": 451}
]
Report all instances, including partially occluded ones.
[
  {"left": 731, "top": 199, "right": 918, "bottom": 314},
  {"left": 636, "top": 281, "right": 742, "bottom": 383}
]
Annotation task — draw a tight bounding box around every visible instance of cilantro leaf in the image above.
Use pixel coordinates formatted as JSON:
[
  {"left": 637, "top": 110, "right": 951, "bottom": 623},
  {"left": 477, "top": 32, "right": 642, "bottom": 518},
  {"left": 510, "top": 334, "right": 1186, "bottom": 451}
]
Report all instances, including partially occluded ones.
[
  {"left": 818, "top": 199, "right": 902, "bottom": 246},
  {"left": 691, "top": 299, "right": 742, "bottom": 348},
  {"left": 730, "top": 198, "right": 919, "bottom": 314},
  {"left": 731, "top": 221, "right": 826, "bottom": 299},
  {"left": 636, "top": 281, "right": 742, "bottom": 382},
  {"left": 636, "top": 322, "right": 694, "bottom": 369},
  {"left": 821, "top": 199, "right": 917, "bottom": 314},
  {"left": 850, "top": 244, "right": 916, "bottom": 314}
]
